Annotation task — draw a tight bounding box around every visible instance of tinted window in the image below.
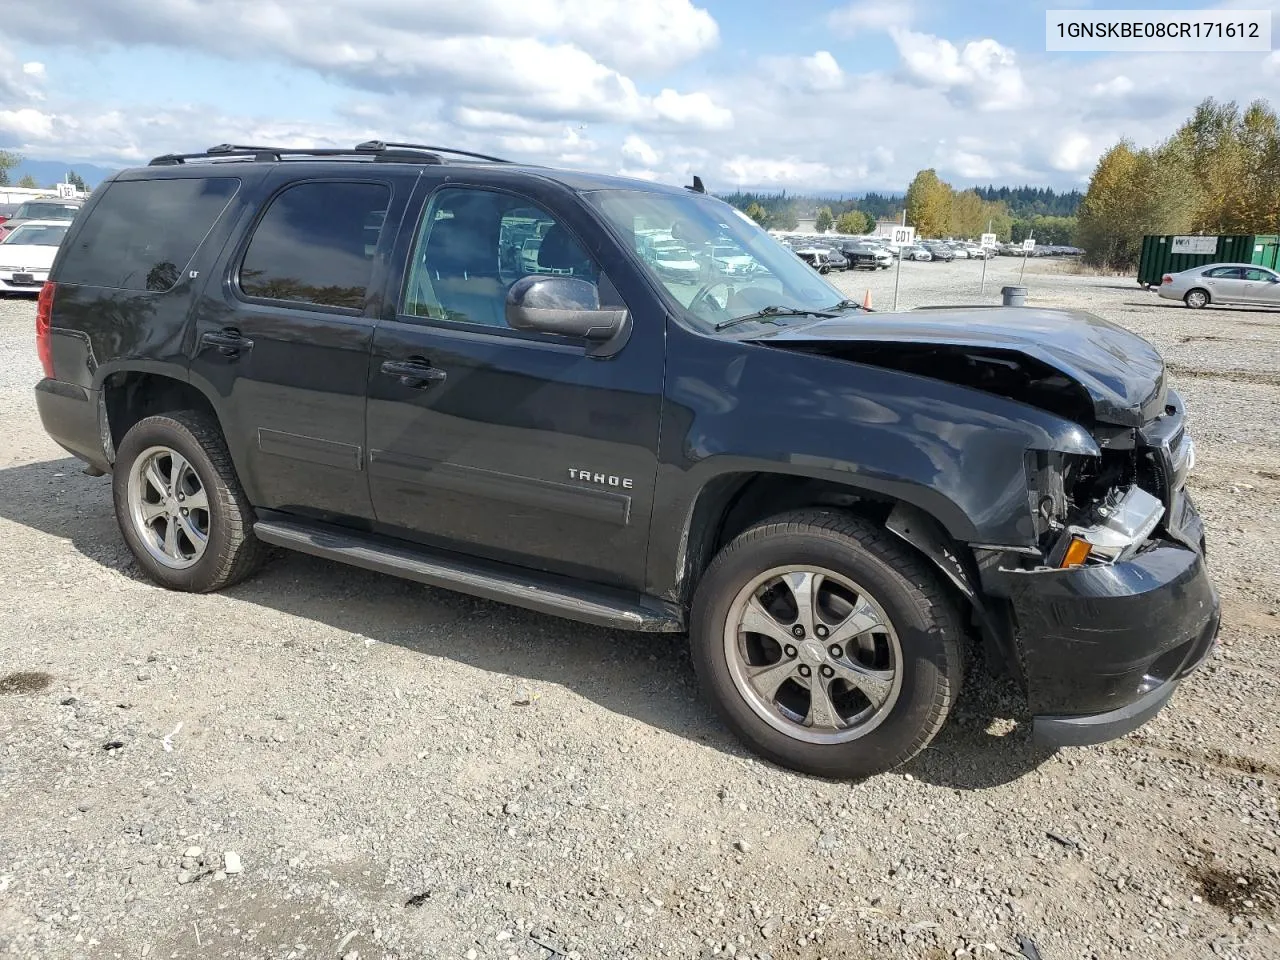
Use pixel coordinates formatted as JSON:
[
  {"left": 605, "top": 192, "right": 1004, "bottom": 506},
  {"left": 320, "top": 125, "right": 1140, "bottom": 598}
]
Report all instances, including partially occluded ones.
[
  {"left": 240, "top": 181, "right": 389, "bottom": 310},
  {"left": 58, "top": 178, "right": 238, "bottom": 292},
  {"left": 403, "top": 188, "right": 598, "bottom": 327},
  {"left": 1204, "top": 266, "right": 1243, "bottom": 279},
  {"left": 1243, "top": 267, "right": 1276, "bottom": 281}
]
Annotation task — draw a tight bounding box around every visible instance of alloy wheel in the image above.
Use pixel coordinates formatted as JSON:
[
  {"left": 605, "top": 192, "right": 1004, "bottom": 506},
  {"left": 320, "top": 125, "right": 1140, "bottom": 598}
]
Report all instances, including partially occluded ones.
[
  {"left": 126, "top": 445, "right": 211, "bottom": 569},
  {"left": 723, "top": 565, "right": 902, "bottom": 745}
]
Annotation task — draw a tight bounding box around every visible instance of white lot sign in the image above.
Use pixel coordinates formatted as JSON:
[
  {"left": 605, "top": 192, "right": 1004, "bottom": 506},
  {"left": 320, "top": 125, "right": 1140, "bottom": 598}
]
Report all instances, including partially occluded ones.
[
  {"left": 55, "top": 183, "right": 76, "bottom": 199},
  {"left": 891, "top": 226, "right": 915, "bottom": 246},
  {"left": 1172, "top": 235, "right": 1217, "bottom": 255},
  {"left": 1022, "top": 238, "right": 1036, "bottom": 251},
  {"left": 980, "top": 232, "right": 998, "bottom": 248}
]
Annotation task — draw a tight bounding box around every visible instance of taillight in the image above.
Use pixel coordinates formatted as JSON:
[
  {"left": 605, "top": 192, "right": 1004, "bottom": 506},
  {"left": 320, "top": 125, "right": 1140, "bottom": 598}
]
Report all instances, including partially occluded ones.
[
  {"left": 1162, "top": 274, "right": 1172, "bottom": 285},
  {"left": 36, "top": 281, "right": 56, "bottom": 378}
]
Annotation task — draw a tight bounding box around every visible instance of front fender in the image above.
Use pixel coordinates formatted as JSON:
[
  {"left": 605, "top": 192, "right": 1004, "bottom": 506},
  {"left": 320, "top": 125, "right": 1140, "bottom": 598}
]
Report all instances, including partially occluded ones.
[{"left": 647, "top": 326, "right": 1097, "bottom": 600}]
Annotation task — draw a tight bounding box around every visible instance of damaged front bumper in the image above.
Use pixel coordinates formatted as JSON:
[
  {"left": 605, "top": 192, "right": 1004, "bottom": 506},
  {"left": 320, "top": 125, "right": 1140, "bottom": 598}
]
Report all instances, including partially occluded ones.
[{"left": 982, "top": 491, "right": 1220, "bottom": 748}]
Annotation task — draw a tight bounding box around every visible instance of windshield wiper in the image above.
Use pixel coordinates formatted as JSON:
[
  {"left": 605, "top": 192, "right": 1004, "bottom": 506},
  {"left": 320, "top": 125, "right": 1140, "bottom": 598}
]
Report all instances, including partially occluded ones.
[{"left": 714, "top": 305, "right": 835, "bottom": 332}]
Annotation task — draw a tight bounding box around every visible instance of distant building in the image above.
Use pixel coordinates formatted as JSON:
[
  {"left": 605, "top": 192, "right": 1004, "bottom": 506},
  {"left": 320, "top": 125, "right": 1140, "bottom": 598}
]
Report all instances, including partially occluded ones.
[{"left": 793, "top": 217, "right": 818, "bottom": 234}]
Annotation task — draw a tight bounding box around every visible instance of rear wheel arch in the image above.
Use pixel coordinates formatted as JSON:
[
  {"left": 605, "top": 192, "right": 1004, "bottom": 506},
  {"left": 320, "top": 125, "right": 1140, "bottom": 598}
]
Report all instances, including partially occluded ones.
[
  {"left": 1184, "top": 287, "right": 1211, "bottom": 308},
  {"left": 100, "top": 370, "right": 221, "bottom": 456}
]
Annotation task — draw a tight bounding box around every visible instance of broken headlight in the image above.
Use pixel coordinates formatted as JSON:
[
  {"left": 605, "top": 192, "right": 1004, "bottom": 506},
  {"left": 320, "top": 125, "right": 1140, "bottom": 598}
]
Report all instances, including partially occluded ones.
[{"left": 1049, "top": 485, "right": 1165, "bottom": 567}]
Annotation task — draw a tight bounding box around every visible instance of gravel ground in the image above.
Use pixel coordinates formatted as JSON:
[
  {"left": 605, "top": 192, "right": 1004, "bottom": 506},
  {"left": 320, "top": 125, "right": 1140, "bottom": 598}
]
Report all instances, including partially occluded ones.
[{"left": 1, "top": 259, "right": 1277, "bottom": 960}]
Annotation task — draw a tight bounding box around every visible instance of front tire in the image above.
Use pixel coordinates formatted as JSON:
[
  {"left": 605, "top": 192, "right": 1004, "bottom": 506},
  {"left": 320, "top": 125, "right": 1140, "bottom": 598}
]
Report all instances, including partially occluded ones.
[
  {"left": 1184, "top": 288, "right": 1210, "bottom": 309},
  {"left": 113, "top": 410, "right": 267, "bottom": 593},
  {"left": 690, "top": 510, "right": 963, "bottom": 779}
]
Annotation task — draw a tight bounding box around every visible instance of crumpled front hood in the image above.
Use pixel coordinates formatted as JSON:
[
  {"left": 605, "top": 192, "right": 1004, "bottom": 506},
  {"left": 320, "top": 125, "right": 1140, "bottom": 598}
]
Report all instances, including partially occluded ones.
[{"left": 752, "top": 306, "right": 1166, "bottom": 426}]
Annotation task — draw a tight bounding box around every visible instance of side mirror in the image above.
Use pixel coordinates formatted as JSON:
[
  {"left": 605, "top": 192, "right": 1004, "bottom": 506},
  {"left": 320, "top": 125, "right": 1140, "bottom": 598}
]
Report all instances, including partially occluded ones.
[{"left": 505, "top": 275, "right": 628, "bottom": 343}]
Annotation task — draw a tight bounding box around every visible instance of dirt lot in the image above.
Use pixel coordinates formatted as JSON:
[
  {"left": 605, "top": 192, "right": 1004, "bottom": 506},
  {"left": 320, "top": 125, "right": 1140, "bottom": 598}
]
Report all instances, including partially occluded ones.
[{"left": 1, "top": 257, "right": 1277, "bottom": 960}]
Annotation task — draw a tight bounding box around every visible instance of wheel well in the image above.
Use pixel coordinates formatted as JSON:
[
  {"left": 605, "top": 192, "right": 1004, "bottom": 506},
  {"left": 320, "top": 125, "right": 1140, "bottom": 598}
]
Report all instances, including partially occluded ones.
[
  {"left": 681, "top": 471, "right": 995, "bottom": 659},
  {"left": 101, "top": 372, "right": 218, "bottom": 455},
  {"left": 1186, "top": 286, "right": 1210, "bottom": 302}
]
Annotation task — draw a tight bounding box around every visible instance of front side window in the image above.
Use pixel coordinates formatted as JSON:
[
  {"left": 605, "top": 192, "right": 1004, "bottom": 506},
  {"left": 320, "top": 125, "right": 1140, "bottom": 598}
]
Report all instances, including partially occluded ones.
[
  {"left": 240, "top": 181, "right": 389, "bottom": 310},
  {"left": 586, "top": 189, "right": 841, "bottom": 330},
  {"left": 57, "top": 177, "right": 238, "bottom": 292},
  {"left": 1243, "top": 267, "right": 1277, "bottom": 282},
  {"left": 2, "top": 223, "right": 68, "bottom": 246},
  {"left": 403, "top": 187, "right": 598, "bottom": 327}
]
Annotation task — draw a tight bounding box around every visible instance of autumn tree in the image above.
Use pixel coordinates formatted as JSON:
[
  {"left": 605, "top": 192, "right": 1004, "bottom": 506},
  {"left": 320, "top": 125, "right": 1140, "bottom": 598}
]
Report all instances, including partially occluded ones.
[
  {"left": 905, "top": 169, "right": 952, "bottom": 238},
  {"left": 835, "top": 210, "right": 870, "bottom": 234},
  {"left": 744, "top": 201, "right": 771, "bottom": 228},
  {"left": 0, "top": 151, "right": 20, "bottom": 187}
]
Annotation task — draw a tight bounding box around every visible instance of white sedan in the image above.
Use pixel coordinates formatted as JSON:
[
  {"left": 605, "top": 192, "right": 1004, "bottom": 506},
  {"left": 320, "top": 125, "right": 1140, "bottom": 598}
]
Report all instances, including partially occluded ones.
[
  {"left": 1158, "top": 262, "right": 1280, "bottom": 309},
  {"left": 0, "top": 220, "right": 69, "bottom": 294}
]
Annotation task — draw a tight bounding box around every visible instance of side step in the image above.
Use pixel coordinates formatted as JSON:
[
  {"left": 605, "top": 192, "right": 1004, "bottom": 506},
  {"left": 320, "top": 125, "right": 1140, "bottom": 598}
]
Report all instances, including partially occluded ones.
[{"left": 253, "top": 514, "right": 684, "bottom": 634}]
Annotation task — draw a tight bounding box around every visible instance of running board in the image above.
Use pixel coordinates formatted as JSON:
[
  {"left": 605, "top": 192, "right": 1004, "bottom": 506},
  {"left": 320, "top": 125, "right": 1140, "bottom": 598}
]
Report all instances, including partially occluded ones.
[{"left": 253, "top": 514, "right": 684, "bottom": 633}]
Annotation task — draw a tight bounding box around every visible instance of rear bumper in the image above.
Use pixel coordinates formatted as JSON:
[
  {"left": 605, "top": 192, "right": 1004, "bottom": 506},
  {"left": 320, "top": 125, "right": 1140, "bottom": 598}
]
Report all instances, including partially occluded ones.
[
  {"left": 988, "top": 510, "right": 1219, "bottom": 746},
  {"left": 35, "top": 377, "right": 110, "bottom": 471}
]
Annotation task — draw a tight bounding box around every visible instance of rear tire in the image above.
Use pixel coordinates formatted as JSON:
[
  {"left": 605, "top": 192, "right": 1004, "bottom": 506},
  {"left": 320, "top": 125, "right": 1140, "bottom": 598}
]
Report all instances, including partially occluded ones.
[
  {"left": 1184, "top": 288, "right": 1210, "bottom": 309},
  {"left": 689, "top": 509, "right": 963, "bottom": 779},
  {"left": 113, "top": 410, "right": 267, "bottom": 593}
]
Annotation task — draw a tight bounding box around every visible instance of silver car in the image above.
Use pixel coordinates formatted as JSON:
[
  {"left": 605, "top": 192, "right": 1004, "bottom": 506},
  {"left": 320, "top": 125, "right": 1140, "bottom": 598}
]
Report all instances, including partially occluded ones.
[{"left": 1158, "top": 262, "right": 1280, "bottom": 309}]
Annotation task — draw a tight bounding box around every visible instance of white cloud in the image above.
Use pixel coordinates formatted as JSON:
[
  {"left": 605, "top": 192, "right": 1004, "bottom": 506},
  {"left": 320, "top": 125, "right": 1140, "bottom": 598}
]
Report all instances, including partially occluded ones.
[
  {"left": 948, "top": 150, "right": 996, "bottom": 179},
  {"left": 21, "top": 61, "right": 45, "bottom": 77},
  {"left": 829, "top": 0, "right": 914, "bottom": 35},
  {"left": 0, "top": 107, "right": 56, "bottom": 140},
  {"left": 621, "top": 135, "right": 661, "bottom": 166},
  {"left": 765, "top": 51, "right": 845, "bottom": 93},
  {"left": 1090, "top": 75, "right": 1134, "bottom": 97},
  {"left": 0, "top": 0, "right": 725, "bottom": 131},
  {"left": 651, "top": 89, "right": 733, "bottom": 130},
  {"left": 1050, "top": 134, "right": 1095, "bottom": 173},
  {"left": 890, "top": 29, "right": 1028, "bottom": 111}
]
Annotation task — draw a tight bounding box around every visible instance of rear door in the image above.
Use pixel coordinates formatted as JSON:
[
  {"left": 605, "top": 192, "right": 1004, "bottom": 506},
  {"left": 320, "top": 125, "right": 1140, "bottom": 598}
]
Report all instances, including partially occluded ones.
[
  {"left": 1200, "top": 265, "right": 1244, "bottom": 302},
  {"left": 188, "top": 171, "right": 409, "bottom": 523},
  {"left": 365, "top": 176, "right": 665, "bottom": 590}
]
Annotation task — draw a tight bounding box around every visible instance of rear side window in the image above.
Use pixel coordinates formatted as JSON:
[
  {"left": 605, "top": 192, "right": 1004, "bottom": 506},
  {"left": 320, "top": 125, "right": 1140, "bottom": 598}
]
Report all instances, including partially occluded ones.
[
  {"left": 57, "top": 178, "right": 238, "bottom": 292},
  {"left": 239, "top": 181, "right": 389, "bottom": 310}
]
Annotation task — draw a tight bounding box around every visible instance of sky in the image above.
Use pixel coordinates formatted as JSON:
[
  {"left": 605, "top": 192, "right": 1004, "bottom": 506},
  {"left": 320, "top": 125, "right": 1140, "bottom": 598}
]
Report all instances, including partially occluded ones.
[{"left": 1, "top": 0, "right": 1279, "bottom": 193}]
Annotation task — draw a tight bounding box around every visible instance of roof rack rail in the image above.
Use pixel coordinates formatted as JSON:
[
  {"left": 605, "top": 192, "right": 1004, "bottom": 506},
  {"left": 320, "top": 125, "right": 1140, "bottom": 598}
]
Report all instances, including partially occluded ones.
[
  {"left": 356, "top": 140, "right": 511, "bottom": 163},
  {"left": 149, "top": 141, "right": 511, "bottom": 167}
]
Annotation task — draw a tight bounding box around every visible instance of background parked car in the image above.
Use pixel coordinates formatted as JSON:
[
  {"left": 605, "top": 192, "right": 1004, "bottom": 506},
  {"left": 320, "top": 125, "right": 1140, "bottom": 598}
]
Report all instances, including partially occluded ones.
[
  {"left": 0, "top": 198, "right": 82, "bottom": 239},
  {"left": 901, "top": 244, "right": 933, "bottom": 261},
  {"left": 0, "top": 219, "right": 70, "bottom": 294},
  {"left": 840, "top": 241, "right": 891, "bottom": 270},
  {"left": 921, "top": 241, "right": 954, "bottom": 262},
  {"left": 1158, "top": 262, "right": 1280, "bottom": 309}
]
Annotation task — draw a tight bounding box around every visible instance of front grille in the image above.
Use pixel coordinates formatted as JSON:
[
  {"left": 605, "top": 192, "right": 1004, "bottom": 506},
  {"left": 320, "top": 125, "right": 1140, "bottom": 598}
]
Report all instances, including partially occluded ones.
[{"left": 1135, "top": 391, "right": 1192, "bottom": 513}]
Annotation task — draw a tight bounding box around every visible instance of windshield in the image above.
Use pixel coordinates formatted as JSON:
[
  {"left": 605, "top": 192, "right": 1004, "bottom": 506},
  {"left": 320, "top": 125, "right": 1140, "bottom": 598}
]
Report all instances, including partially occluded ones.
[
  {"left": 2, "top": 223, "right": 69, "bottom": 246},
  {"left": 587, "top": 189, "right": 843, "bottom": 329},
  {"left": 13, "top": 202, "right": 80, "bottom": 221}
]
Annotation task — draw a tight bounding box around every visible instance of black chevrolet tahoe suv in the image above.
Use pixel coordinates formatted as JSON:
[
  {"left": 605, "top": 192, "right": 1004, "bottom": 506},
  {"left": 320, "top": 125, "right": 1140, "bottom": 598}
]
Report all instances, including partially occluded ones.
[{"left": 34, "top": 142, "right": 1220, "bottom": 779}]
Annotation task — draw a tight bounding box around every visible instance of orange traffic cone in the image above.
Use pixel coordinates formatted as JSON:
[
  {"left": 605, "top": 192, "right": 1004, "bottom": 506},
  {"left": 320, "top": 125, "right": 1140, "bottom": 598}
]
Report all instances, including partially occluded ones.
[{"left": 863, "top": 288, "right": 873, "bottom": 311}]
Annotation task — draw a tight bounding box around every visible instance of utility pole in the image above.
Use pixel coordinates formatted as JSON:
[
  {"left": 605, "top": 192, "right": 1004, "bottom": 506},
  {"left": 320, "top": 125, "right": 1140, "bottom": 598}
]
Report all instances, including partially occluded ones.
[
  {"left": 892, "top": 208, "right": 905, "bottom": 311},
  {"left": 980, "top": 217, "right": 992, "bottom": 296}
]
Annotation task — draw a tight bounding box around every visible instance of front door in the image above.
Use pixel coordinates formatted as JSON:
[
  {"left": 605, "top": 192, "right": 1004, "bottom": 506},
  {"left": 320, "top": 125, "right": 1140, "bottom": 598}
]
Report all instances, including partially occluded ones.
[
  {"left": 365, "top": 182, "right": 664, "bottom": 590},
  {"left": 1240, "top": 266, "right": 1280, "bottom": 305},
  {"left": 188, "top": 173, "right": 405, "bottom": 522}
]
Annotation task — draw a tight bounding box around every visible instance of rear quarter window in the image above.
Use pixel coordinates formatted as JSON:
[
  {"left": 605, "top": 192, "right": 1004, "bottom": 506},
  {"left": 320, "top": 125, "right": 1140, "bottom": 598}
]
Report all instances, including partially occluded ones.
[{"left": 56, "top": 177, "right": 239, "bottom": 292}]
